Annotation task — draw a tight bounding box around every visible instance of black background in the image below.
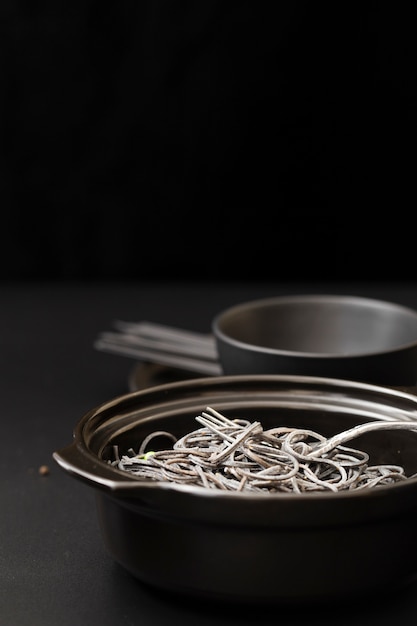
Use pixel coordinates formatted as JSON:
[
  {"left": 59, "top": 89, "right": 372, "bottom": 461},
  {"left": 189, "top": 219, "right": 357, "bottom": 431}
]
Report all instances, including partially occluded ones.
[{"left": 2, "top": 2, "right": 416, "bottom": 281}]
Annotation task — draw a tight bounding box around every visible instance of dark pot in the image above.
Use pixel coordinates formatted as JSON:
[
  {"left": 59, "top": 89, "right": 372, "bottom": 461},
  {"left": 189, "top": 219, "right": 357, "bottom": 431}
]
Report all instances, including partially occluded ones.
[{"left": 53, "top": 375, "right": 417, "bottom": 604}]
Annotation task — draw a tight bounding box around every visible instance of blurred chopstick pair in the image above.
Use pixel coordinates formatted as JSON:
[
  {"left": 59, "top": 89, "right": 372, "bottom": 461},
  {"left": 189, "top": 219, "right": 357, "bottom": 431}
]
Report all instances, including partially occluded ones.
[{"left": 94, "top": 320, "right": 222, "bottom": 376}]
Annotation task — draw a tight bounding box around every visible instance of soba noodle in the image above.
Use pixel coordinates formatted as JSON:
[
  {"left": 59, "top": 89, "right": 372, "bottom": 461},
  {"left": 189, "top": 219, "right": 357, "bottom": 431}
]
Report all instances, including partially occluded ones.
[{"left": 109, "top": 406, "right": 417, "bottom": 493}]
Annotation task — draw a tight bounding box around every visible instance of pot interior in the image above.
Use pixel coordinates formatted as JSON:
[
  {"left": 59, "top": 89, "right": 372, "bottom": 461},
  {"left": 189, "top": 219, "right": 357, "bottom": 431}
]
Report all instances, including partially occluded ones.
[
  {"left": 80, "top": 376, "right": 417, "bottom": 480},
  {"left": 98, "top": 404, "right": 417, "bottom": 473}
]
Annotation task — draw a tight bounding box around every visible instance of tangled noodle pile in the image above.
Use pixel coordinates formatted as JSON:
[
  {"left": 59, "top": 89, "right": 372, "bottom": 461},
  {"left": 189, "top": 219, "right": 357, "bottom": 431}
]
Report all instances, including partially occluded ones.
[{"left": 109, "top": 406, "right": 417, "bottom": 493}]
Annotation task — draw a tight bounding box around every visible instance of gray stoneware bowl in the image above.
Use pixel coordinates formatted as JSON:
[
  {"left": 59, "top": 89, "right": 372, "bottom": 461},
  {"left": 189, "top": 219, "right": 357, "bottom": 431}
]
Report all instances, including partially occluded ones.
[
  {"left": 212, "top": 295, "right": 417, "bottom": 386},
  {"left": 53, "top": 375, "right": 417, "bottom": 605}
]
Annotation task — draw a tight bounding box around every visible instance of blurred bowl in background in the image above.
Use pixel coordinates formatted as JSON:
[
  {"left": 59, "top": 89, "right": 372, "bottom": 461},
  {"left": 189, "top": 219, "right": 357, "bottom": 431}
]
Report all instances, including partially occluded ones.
[{"left": 213, "top": 294, "right": 417, "bottom": 386}]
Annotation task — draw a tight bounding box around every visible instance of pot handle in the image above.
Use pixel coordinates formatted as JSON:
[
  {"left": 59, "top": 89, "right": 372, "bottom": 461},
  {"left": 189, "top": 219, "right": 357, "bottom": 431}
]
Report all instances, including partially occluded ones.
[{"left": 52, "top": 442, "right": 158, "bottom": 497}]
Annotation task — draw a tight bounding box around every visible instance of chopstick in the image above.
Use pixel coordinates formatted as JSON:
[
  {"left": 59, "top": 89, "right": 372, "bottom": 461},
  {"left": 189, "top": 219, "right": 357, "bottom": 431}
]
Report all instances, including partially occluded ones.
[
  {"left": 113, "top": 321, "right": 216, "bottom": 351},
  {"left": 94, "top": 321, "right": 222, "bottom": 376}
]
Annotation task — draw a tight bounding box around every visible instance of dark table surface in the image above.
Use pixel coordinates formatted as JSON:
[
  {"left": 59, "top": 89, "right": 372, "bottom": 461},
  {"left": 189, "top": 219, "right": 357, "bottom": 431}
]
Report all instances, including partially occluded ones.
[{"left": 3, "top": 279, "right": 417, "bottom": 626}]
